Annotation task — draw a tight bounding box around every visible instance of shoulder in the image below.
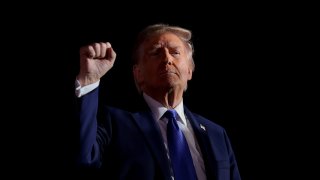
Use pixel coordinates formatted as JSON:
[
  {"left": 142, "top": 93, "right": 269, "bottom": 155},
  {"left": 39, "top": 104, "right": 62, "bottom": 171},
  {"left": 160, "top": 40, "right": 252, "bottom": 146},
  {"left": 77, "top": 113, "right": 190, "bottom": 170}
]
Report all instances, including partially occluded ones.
[
  {"left": 188, "top": 111, "right": 233, "bottom": 148},
  {"left": 104, "top": 106, "right": 132, "bottom": 116},
  {"left": 190, "top": 112, "right": 225, "bottom": 131},
  {"left": 185, "top": 107, "right": 224, "bottom": 131},
  {"left": 103, "top": 105, "right": 151, "bottom": 120}
]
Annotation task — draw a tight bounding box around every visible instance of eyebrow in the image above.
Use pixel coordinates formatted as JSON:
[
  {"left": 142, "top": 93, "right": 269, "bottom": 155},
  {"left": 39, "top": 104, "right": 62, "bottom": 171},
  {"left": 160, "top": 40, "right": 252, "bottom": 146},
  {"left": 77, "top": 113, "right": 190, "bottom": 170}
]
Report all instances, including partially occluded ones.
[{"left": 150, "top": 42, "right": 183, "bottom": 49}]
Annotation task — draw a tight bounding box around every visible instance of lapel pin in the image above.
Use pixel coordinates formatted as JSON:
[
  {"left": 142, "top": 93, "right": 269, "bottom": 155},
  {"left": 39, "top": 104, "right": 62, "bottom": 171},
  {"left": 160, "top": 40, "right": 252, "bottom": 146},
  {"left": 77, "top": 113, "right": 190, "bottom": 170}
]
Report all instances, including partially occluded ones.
[{"left": 200, "top": 124, "right": 206, "bottom": 131}]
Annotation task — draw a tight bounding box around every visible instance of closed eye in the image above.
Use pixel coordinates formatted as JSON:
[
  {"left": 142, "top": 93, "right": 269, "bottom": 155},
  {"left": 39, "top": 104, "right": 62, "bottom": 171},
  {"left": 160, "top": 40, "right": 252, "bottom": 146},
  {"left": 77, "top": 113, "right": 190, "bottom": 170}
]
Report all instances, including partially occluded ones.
[
  {"left": 171, "top": 50, "right": 180, "bottom": 56},
  {"left": 148, "top": 48, "right": 161, "bottom": 56}
]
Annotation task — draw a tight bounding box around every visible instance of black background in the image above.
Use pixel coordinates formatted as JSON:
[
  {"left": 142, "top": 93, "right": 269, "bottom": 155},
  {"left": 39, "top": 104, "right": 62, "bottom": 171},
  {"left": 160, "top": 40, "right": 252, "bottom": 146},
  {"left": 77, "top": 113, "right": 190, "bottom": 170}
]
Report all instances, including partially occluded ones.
[{"left": 3, "top": 3, "right": 315, "bottom": 179}]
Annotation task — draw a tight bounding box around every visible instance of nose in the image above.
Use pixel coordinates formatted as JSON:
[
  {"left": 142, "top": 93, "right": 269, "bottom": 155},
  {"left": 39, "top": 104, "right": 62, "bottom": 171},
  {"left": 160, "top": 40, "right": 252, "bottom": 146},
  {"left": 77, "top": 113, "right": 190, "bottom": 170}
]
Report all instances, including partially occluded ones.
[
  {"left": 163, "top": 49, "right": 173, "bottom": 65},
  {"left": 165, "top": 57, "right": 173, "bottom": 65}
]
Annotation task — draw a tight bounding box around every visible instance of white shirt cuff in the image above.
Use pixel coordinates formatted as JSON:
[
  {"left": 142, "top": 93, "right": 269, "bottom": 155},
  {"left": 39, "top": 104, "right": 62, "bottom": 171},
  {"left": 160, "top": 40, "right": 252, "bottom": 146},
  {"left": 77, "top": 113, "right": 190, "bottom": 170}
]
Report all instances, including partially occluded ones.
[{"left": 75, "top": 79, "right": 100, "bottom": 98}]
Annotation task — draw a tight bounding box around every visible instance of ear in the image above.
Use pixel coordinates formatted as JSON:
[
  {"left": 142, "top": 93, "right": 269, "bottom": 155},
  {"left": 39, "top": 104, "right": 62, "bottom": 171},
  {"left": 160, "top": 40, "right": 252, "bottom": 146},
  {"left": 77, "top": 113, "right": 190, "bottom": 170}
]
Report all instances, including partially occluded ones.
[
  {"left": 187, "top": 67, "right": 193, "bottom": 80},
  {"left": 133, "top": 65, "right": 143, "bottom": 83}
]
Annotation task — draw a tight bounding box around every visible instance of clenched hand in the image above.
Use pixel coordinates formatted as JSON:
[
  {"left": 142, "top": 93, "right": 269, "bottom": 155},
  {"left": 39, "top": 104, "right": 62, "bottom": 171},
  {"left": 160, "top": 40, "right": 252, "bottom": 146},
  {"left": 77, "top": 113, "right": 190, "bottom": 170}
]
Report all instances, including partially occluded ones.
[{"left": 77, "top": 42, "right": 116, "bottom": 86}]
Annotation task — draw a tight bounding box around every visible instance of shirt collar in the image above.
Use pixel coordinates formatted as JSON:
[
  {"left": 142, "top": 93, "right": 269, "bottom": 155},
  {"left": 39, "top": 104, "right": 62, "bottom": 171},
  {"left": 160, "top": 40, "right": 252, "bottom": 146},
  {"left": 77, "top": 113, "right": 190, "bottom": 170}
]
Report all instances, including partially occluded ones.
[{"left": 143, "top": 93, "right": 187, "bottom": 126}]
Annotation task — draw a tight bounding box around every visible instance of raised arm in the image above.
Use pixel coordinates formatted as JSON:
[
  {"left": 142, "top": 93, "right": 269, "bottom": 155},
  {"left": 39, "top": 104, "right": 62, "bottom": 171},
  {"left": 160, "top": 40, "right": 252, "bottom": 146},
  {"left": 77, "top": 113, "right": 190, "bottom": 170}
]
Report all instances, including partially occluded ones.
[{"left": 76, "top": 42, "right": 116, "bottom": 167}]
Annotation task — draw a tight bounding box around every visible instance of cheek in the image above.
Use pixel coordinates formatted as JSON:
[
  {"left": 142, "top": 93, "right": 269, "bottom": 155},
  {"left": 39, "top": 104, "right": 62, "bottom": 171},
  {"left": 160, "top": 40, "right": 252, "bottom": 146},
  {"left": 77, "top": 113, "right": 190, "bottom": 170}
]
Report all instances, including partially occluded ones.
[
  {"left": 144, "top": 63, "right": 157, "bottom": 74},
  {"left": 141, "top": 66, "right": 156, "bottom": 81}
]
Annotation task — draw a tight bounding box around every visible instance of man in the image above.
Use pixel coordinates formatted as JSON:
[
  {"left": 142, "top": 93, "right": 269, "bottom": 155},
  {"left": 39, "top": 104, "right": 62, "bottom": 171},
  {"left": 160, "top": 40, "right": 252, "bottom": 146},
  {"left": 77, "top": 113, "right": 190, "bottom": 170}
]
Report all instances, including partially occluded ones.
[{"left": 75, "top": 24, "right": 241, "bottom": 180}]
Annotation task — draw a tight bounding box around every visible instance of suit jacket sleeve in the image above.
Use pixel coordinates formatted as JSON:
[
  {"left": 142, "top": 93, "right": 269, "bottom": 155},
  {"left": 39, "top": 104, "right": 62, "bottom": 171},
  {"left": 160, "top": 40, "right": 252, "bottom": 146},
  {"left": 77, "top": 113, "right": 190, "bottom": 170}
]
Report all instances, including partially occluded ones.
[{"left": 76, "top": 87, "right": 108, "bottom": 167}]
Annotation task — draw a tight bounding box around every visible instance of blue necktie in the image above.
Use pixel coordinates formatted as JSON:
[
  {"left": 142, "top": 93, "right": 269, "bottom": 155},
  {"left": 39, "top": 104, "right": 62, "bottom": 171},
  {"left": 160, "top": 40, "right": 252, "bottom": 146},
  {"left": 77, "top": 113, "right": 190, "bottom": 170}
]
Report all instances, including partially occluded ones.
[{"left": 164, "top": 109, "right": 197, "bottom": 180}]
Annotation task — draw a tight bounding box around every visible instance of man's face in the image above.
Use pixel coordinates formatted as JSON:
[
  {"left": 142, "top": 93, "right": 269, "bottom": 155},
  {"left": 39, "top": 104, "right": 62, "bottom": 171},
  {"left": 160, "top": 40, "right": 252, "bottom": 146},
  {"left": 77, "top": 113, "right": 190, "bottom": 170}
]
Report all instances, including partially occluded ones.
[{"left": 134, "top": 32, "right": 193, "bottom": 93}]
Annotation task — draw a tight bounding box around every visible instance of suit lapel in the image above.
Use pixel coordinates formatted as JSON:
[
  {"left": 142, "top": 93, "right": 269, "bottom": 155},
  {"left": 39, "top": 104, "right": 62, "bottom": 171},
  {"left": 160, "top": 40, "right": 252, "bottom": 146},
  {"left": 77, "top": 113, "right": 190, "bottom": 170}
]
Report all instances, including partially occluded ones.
[
  {"left": 131, "top": 111, "right": 171, "bottom": 179},
  {"left": 184, "top": 107, "right": 217, "bottom": 180}
]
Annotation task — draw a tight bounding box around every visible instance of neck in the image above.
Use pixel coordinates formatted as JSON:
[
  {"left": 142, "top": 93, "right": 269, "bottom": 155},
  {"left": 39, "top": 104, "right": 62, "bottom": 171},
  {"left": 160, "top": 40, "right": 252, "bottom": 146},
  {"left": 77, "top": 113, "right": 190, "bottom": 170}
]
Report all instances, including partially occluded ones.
[{"left": 144, "top": 87, "right": 183, "bottom": 109}]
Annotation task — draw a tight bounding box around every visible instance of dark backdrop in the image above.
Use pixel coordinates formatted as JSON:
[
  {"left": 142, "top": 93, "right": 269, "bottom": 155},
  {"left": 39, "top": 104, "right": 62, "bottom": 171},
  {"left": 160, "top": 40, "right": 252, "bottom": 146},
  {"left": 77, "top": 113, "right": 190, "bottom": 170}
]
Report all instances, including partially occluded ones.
[
  {"left": 57, "top": 13, "right": 281, "bottom": 179},
  {"left": 5, "top": 3, "right": 313, "bottom": 179}
]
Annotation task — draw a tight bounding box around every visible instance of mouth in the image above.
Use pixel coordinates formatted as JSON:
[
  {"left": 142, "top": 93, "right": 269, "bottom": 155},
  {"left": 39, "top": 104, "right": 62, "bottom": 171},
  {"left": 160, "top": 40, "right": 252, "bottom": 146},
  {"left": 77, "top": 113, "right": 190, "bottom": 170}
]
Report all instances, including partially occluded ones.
[{"left": 159, "top": 71, "right": 177, "bottom": 76}]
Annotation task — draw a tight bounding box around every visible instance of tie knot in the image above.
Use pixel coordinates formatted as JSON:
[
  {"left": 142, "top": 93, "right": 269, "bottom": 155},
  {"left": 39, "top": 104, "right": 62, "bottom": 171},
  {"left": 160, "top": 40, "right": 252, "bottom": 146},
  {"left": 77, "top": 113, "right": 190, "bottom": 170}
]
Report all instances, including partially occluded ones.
[{"left": 164, "top": 109, "right": 177, "bottom": 120}]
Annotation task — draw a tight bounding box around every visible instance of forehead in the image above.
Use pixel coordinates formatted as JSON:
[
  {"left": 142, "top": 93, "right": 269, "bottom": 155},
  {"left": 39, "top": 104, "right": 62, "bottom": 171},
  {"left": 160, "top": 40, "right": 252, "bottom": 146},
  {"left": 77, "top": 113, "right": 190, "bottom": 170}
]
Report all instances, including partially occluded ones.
[{"left": 143, "top": 32, "right": 185, "bottom": 49}]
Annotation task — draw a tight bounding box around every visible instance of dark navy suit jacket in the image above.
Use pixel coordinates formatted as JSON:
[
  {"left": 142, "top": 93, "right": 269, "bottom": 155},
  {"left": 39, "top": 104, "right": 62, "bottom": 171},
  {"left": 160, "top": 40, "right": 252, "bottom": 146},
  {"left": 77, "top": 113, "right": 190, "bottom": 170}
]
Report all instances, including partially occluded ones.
[{"left": 77, "top": 88, "right": 241, "bottom": 180}]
